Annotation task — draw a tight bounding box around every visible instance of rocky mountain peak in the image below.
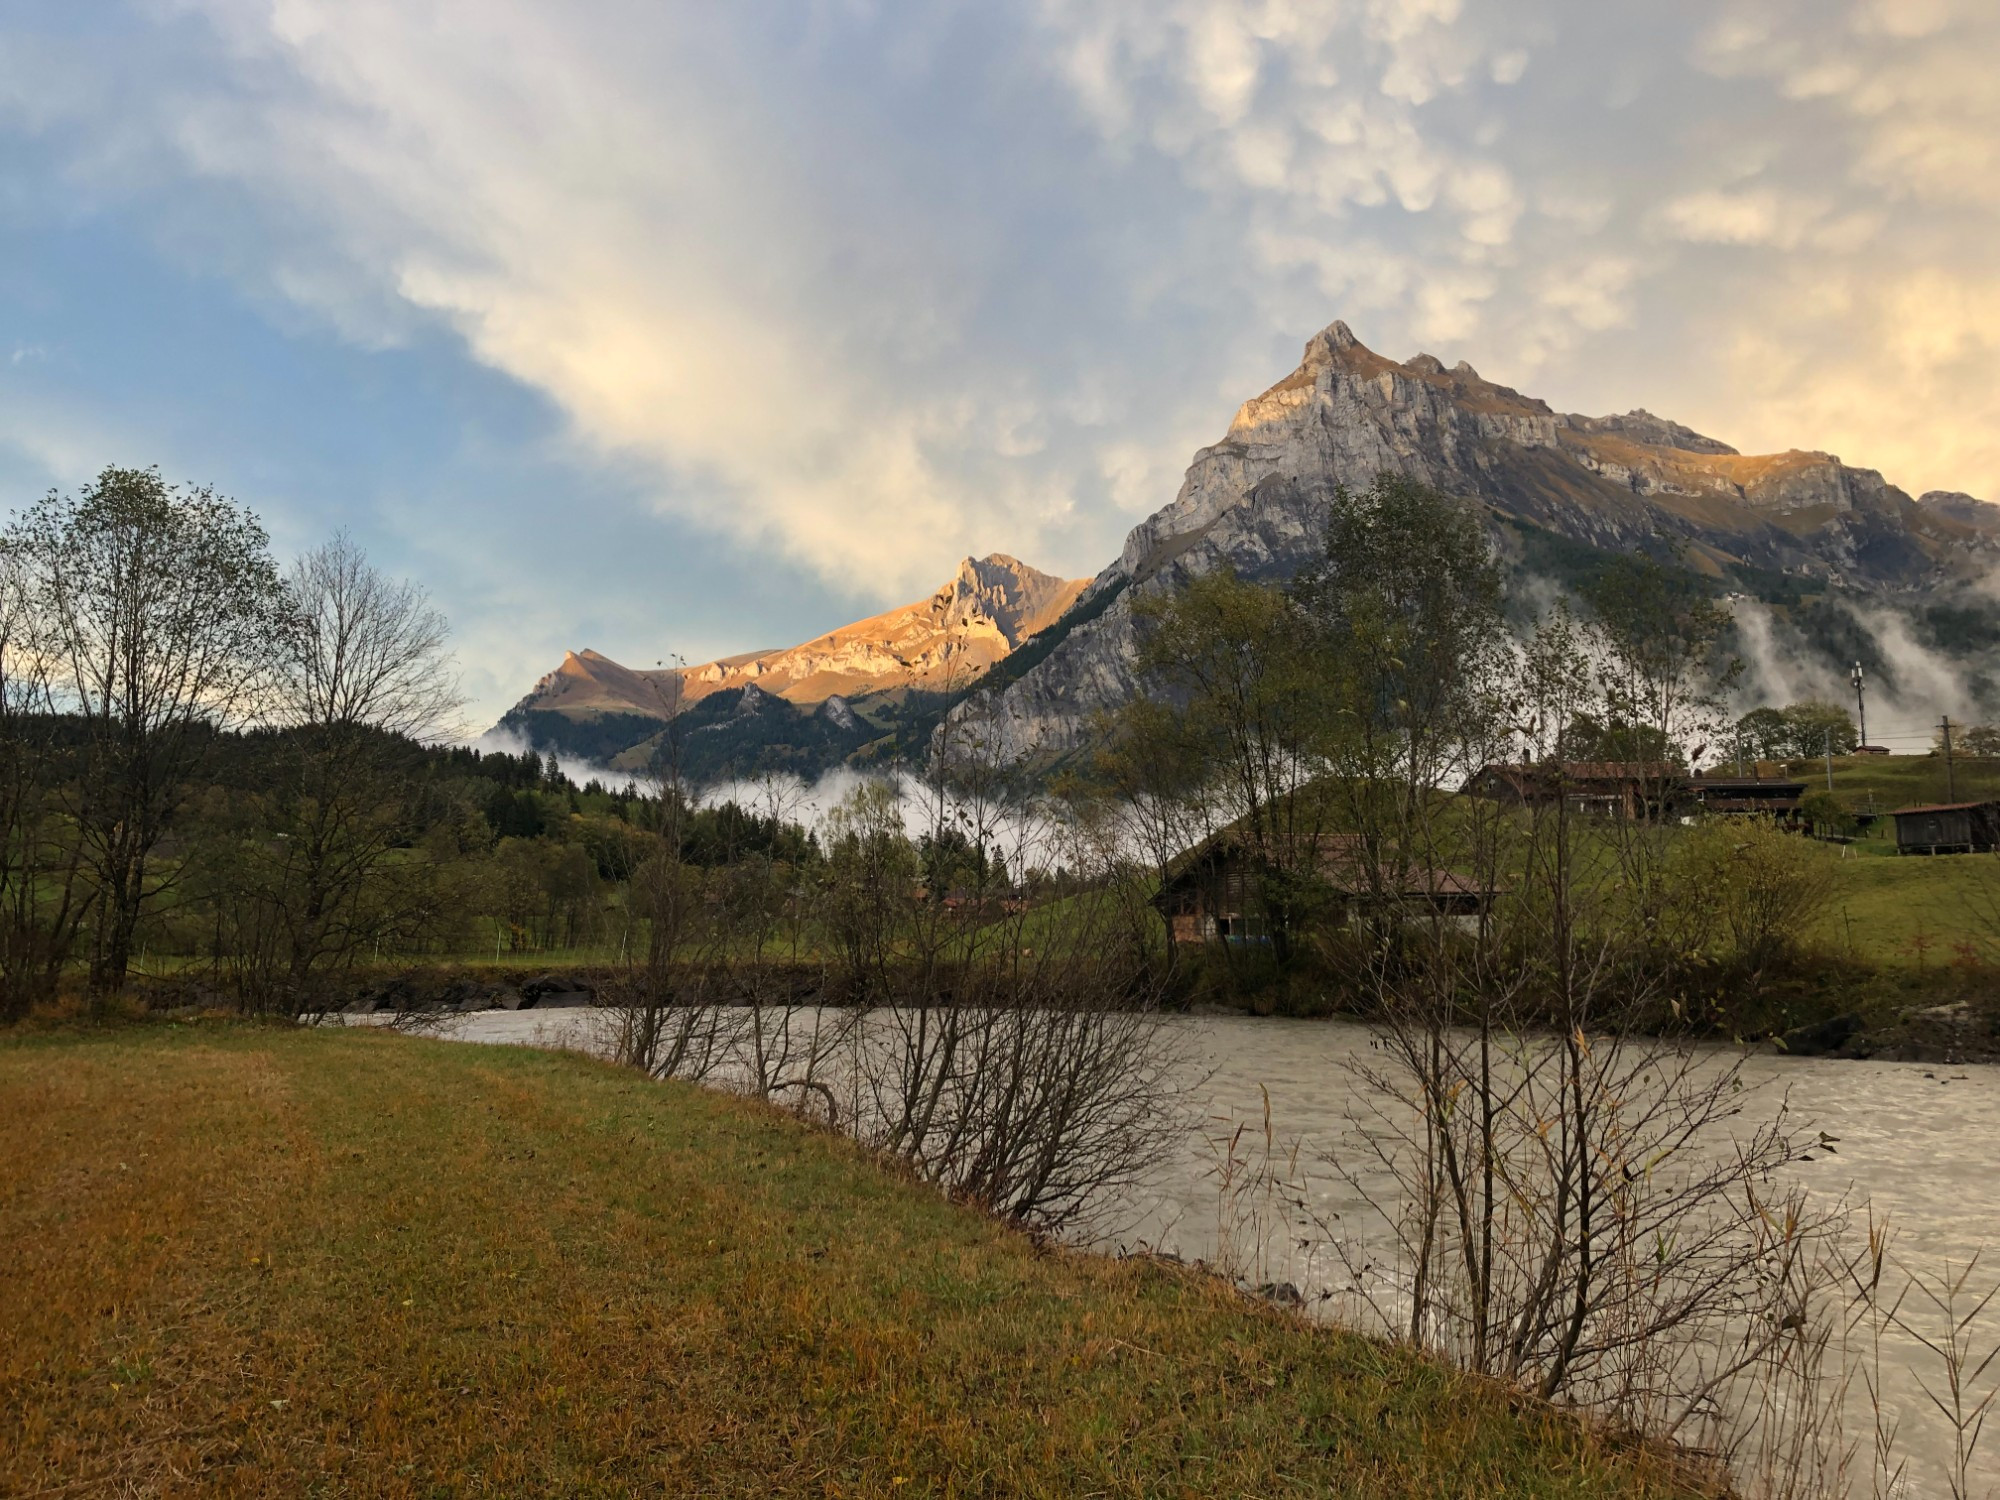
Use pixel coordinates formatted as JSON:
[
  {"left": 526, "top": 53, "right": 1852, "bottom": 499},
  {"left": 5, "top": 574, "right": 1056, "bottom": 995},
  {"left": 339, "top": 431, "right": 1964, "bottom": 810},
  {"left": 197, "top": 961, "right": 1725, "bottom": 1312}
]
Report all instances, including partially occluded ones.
[
  {"left": 502, "top": 553, "right": 1090, "bottom": 762},
  {"left": 933, "top": 553, "right": 1077, "bottom": 647},
  {"left": 1918, "top": 491, "right": 2000, "bottom": 532},
  {"left": 1572, "top": 409, "right": 1738, "bottom": 456},
  {"left": 957, "top": 315, "right": 1996, "bottom": 763},
  {"left": 1311, "top": 319, "right": 1362, "bottom": 356}
]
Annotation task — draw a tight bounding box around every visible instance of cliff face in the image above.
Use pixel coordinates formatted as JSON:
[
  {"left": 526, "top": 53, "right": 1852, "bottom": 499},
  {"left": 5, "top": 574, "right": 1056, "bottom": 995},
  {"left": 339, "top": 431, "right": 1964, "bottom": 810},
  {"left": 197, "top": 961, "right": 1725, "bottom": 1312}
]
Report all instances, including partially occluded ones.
[
  {"left": 500, "top": 554, "right": 1089, "bottom": 765},
  {"left": 961, "top": 320, "right": 1999, "bottom": 760},
  {"left": 676, "top": 553, "right": 1087, "bottom": 706}
]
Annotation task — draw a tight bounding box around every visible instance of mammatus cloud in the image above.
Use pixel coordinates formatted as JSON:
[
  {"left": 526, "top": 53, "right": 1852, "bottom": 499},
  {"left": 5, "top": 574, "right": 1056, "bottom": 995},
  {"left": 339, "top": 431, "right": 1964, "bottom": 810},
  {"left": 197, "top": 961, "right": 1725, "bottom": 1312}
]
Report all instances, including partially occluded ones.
[
  {"left": 2, "top": 0, "right": 1999, "bottom": 642},
  {"left": 1031, "top": 0, "right": 2000, "bottom": 500}
]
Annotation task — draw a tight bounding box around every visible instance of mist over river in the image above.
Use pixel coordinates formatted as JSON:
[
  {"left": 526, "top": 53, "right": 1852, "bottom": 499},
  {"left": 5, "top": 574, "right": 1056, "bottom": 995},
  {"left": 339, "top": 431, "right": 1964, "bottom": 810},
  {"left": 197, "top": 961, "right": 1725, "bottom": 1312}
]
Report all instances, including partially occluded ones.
[{"left": 430, "top": 1008, "right": 1998, "bottom": 1494}]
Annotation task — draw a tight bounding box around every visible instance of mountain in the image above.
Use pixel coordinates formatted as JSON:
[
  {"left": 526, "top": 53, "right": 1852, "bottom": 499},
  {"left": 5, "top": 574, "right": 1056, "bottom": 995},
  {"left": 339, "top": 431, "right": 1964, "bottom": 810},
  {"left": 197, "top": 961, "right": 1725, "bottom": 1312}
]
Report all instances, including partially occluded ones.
[
  {"left": 500, "top": 555, "right": 1088, "bottom": 775},
  {"left": 1918, "top": 491, "right": 2000, "bottom": 535},
  {"left": 955, "top": 320, "right": 2000, "bottom": 760}
]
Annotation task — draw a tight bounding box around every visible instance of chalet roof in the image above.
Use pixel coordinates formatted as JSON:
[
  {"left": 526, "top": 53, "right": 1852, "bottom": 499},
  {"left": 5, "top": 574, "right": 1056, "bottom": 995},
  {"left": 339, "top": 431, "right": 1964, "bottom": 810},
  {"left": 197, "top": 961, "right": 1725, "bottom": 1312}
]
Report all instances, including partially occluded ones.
[
  {"left": 1690, "top": 776, "right": 1808, "bottom": 792},
  {"left": 1473, "top": 760, "right": 1683, "bottom": 784},
  {"left": 1159, "top": 829, "right": 1490, "bottom": 898},
  {"left": 1891, "top": 801, "right": 1997, "bottom": 816}
]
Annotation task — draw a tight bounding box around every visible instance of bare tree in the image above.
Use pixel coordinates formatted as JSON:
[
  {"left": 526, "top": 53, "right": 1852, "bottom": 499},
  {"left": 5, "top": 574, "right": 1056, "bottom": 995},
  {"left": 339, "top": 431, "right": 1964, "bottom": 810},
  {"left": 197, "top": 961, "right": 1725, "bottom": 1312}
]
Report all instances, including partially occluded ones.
[
  {"left": 0, "top": 545, "right": 88, "bottom": 1017},
  {"left": 609, "top": 673, "right": 750, "bottom": 1084},
  {"left": 7, "top": 468, "right": 287, "bottom": 995},
  {"left": 226, "top": 533, "right": 464, "bottom": 1010}
]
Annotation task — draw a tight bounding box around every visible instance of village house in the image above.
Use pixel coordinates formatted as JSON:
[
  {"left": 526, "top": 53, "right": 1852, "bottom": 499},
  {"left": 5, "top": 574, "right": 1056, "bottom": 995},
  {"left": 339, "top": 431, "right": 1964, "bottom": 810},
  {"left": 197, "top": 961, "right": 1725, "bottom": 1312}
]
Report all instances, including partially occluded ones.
[
  {"left": 1153, "top": 831, "right": 1491, "bottom": 947},
  {"left": 1687, "top": 773, "right": 1807, "bottom": 823},
  {"left": 1461, "top": 761, "right": 1688, "bottom": 821},
  {"left": 1888, "top": 801, "right": 2000, "bottom": 855}
]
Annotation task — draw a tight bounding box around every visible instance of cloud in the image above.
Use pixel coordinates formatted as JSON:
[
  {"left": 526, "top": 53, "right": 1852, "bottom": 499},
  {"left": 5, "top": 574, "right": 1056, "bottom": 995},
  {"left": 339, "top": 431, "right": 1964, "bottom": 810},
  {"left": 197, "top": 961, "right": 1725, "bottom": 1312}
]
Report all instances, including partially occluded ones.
[{"left": 2, "top": 0, "right": 2000, "bottom": 729}]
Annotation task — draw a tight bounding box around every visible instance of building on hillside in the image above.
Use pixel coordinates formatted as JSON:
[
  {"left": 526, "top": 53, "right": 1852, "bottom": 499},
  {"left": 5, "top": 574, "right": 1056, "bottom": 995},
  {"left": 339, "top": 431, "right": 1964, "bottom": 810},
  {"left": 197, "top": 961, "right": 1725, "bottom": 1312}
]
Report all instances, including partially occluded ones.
[
  {"left": 1153, "top": 831, "right": 1492, "bottom": 946},
  {"left": 1460, "top": 761, "right": 1688, "bottom": 821},
  {"left": 1888, "top": 801, "right": 2000, "bottom": 855},
  {"left": 1688, "top": 774, "right": 1808, "bottom": 823}
]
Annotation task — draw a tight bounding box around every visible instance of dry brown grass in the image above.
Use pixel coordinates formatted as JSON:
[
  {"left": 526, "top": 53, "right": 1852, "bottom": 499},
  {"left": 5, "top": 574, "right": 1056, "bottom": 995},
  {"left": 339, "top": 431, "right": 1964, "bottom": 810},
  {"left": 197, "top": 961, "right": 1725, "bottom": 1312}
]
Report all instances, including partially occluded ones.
[{"left": 2, "top": 1022, "right": 1713, "bottom": 1497}]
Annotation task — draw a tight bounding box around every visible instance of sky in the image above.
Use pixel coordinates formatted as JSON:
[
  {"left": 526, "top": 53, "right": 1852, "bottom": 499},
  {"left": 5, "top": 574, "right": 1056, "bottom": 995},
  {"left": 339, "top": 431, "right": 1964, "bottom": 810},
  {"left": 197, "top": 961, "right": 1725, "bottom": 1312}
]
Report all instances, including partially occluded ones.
[{"left": 4, "top": 1, "right": 1998, "bottom": 728}]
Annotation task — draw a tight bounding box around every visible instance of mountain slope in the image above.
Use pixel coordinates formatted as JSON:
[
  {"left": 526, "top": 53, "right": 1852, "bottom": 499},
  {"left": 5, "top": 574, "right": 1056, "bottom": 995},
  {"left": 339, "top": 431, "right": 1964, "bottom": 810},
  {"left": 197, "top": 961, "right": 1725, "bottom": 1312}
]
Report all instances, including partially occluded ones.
[
  {"left": 958, "top": 320, "right": 2000, "bottom": 760},
  {"left": 500, "top": 555, "right": 1088, "bottom": 773}
]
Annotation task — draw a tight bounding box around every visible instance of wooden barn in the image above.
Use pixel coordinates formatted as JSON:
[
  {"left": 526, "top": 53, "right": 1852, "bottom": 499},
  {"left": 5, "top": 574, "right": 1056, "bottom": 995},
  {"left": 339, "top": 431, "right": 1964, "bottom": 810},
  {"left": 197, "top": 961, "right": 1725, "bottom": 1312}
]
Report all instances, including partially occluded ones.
[
  {"left": 1888, "top": 801, "right": 2000, "bottom": 855},
  {"left": 1154, "top": 831, "right": 1491, "bottom": 947}
]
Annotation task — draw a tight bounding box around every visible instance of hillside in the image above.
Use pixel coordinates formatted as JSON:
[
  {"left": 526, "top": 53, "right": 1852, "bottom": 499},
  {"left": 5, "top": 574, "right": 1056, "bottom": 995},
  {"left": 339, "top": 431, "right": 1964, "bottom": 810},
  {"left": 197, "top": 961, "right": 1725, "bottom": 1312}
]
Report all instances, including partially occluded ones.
[
  {"left": 956, "top": 320, "right": 2000, "bottom": 761},
  {"left": 501, "top": 554, "right": 1086, "bottom": 773},
  {"left": 1, "top": 1025, "right": 1697, "bottom": 1497}
]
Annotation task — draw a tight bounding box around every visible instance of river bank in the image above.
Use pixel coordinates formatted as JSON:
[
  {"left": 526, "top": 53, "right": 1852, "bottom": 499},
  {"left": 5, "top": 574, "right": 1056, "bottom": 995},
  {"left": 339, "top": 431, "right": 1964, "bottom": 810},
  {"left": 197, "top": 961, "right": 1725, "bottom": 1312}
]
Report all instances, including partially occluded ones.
[
  {"left": 1, "top": 1022, "right": 1701, "bottom": 1497},
  {"left": 297, "top": 959, "right": 2000, "bottom": 1065}
]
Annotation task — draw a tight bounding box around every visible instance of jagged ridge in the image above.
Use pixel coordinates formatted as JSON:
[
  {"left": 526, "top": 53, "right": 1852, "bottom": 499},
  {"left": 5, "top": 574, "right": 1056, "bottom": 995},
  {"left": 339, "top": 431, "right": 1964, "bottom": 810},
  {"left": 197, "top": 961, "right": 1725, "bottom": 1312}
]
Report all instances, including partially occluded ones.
[
  {"left": 959, "top": 319, "right": 2000, "bottom": 761},
  {"left": 499, "top": 554, "right": 1089, "bottom": 772}
]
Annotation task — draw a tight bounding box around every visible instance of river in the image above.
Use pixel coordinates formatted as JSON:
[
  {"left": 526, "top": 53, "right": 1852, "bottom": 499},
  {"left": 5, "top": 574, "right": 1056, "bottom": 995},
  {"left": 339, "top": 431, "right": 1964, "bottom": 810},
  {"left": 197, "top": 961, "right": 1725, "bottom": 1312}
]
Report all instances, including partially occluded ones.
[{"left": 427, "top": 1007, "right": 1997, "bottom": 1495}]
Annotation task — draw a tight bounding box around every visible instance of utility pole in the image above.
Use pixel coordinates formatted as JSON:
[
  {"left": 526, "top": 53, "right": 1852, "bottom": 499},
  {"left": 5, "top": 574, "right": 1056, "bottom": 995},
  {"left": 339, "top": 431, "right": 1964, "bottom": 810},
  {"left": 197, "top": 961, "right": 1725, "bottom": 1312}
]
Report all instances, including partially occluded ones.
[
  {"left": 1850, "top": 662, "right": 1868, "bottom": 751},
  {"left": 1942, "top": 715, "right": 1956, "bottom": 801}
]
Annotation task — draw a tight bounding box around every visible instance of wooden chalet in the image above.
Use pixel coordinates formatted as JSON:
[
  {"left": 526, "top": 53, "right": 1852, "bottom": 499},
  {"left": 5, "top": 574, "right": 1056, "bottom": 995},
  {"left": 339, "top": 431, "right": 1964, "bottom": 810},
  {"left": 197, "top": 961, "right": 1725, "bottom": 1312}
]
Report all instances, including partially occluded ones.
[
  {"left": 1687, "top": 774, "right": 1807, "bottom": 822},
  {"left": 1154, "top": 831, "right": 1491, "bottom": 947},
  {"left": 1461, "top": 762, "right": 1688, "bottom": 821},
  {"left": 1889, "top": 801, "right": 2000, "bottom": 855}
]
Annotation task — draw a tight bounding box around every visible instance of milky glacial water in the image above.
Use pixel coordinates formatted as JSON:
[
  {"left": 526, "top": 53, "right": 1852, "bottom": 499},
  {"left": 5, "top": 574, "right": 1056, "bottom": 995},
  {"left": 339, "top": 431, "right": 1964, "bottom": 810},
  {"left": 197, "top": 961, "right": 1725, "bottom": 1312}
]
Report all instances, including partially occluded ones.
[{"left": 431, "top": 1007, "right": 1998, "bottom": 1494}]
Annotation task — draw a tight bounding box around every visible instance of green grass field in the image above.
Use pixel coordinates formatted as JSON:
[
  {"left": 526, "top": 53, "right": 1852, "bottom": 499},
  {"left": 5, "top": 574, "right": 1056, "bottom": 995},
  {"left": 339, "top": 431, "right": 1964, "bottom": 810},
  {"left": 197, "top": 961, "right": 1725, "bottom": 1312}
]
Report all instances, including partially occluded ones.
[
  {"left": 1, "top": 1023, "right": 1705, "bottom": 1498},
  {"left": 1782, "top": 751, "right": 2000, "bottom": 819},
  {"left": 1821, "top": 849, "right": 2000, "bottom": 967}
]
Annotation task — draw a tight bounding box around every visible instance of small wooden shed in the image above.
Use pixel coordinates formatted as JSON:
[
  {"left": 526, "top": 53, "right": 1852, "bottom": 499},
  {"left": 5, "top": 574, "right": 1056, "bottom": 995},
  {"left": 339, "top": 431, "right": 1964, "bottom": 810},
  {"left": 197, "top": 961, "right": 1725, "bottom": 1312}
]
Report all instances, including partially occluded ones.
[{"left": 1888, "top": 801, "right": 2000, "bottom": 855}]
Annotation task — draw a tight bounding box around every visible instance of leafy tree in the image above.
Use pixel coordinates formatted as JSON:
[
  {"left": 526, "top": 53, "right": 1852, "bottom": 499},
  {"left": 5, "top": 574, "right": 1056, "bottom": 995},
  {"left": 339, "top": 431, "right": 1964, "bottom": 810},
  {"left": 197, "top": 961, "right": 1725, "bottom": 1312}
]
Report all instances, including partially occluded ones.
[
  {"left": 1559, "top": 713, "right": 1677, "bottom": 765},
  {"left": 1666, "top": 821, "right": 1834, "bottom": 978},
  {"left": 8, "top": 468, "right": 287, "bottom": 993},
  {"left": 1128, "top": 567, "right": 1322, "bottom": 962},
  {"left": 1289, "top": 473, "right": 1509, "bottom": 908},
  {"left": 1583, "top": 553, "right": 1738, "bottom": 793},
  {"left": 1735, "top": 700, "right": 1857, "bottom": 761},
  {"left": 1798, "top": 789, "right": 1856, "bottom": 839},
  {"left": 819, "top": 777, "right": 915, "bottom": 998},
  {"left": 1732, "top": 706, "right": 1791, "bottom": 762},
  {"left": 1779, "top": 700, "right": 1857, "bottom": 758},
  {"left": 1291, "top": 473, "right": 1508, "bottom": 787}
]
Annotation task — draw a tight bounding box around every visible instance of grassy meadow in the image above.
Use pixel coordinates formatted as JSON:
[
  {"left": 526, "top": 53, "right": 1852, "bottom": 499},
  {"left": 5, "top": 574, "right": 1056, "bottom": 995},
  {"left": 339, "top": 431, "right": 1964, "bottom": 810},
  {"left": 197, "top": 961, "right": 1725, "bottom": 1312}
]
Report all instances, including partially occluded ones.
[{"left": 0, "top": 1022, "right": 1710, "bottom": 1498}]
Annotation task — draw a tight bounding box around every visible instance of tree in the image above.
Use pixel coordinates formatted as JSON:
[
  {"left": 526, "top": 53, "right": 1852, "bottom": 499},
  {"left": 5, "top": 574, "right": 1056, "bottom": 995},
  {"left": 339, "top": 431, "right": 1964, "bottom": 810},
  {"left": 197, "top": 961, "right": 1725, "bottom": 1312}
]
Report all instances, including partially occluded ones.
[
  {"left": 1667, "top": 821, "right": 1835, "bottom": 980},
  {"left": 8, "top": 469, "right": 287, "bottom": 993},
  {"left": 237, "top": 533, "right": 463, "bottom": 1006},
  {"left": 1289, "top": 472, "right": 1509, "bottom": 884},
  {"left": 1780, "top": 699, "right": 1857, "bottom": 758},
  {"left": 819, "top": 777, "right": 914, "bottom": 1000},
  {"left": 1584, "top": 554, "right": 1737, "bottom": 786},
  {"left": 0, "top": 544, "right": 88, "bottom": 1017},
  {"left": 1128, "top": 567, "right": 1323, "bottom": 963},
  {"left": 1734, "top": 706, "right": 1791, "bottom": 762},
  {"left": 1735, "top": 700, "right": 1857, "bottom": 762},
  {"left": 1070, "top": 698, "right": 1218, "bottom": 972}
]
